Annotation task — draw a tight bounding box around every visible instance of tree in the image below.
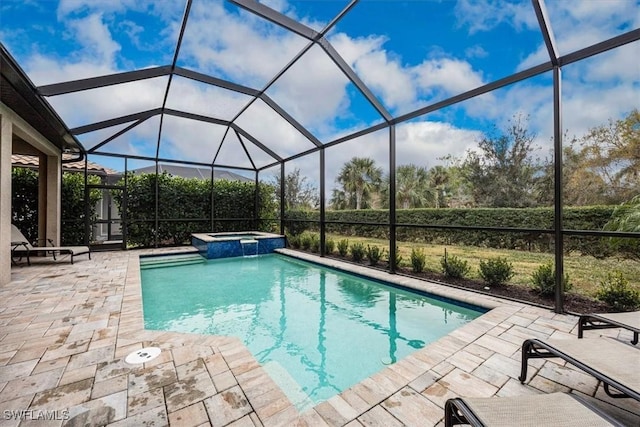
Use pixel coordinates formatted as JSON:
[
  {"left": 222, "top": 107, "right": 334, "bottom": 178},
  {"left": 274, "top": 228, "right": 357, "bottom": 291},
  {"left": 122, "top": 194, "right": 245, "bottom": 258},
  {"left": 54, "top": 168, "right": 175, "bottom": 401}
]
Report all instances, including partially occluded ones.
[
  {"left": 536, "top": 110, "right": 640, "bottom": 206},
  {"left": 333, "top": 157, "right": 382, "bottom": 210},
  {"left": 604, "top": 195, "right": 640, "bottom": 261},
  {"left": 428, "top": 165, "right": 450, "bottom": 208},
  {"left": 380, "top": 164, "right": 432, "bottom": 209},
  {"left": 329, "top": 188, "right": 350, "bottom": 210},
  {"left": 462, "top": 114, "right": 540, "bottom": 208},
  {"left": 579, "top": 109, "right": 640, "bottom": 204},
  {"left": 273, "top": 168, "right": 319, "bottom": 210},
  {"left": 536, "top": 137, "right": 610, "bottom": 207},
  {"left": 438, "top": 155, "right": 474, "bottom": 208}
]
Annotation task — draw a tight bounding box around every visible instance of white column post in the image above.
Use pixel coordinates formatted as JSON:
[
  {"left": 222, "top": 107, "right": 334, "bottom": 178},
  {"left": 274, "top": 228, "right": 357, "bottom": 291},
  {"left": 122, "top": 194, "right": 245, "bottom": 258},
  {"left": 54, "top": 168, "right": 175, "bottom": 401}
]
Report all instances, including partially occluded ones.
[
  {"left": 46, "top": 154, "right": 61, "bottom": 245},
  {"left": 0, "top": 114, "right": 13, "bottom": 285}
]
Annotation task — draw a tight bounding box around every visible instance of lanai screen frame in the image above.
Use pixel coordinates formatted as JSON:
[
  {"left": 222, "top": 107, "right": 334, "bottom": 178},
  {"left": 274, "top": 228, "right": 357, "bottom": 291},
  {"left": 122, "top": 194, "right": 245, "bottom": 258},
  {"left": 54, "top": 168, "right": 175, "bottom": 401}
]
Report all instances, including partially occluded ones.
[{"left": 28, "top": 0, "right": 640, "bottom": 313}]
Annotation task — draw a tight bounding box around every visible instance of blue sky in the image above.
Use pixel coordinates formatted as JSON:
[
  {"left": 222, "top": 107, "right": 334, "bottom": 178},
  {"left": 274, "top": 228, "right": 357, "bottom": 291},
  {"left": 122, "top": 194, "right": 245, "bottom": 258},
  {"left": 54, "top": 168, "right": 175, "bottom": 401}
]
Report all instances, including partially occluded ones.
[{"left": 1, "top": 0, "right": 638, "bottom": 184}]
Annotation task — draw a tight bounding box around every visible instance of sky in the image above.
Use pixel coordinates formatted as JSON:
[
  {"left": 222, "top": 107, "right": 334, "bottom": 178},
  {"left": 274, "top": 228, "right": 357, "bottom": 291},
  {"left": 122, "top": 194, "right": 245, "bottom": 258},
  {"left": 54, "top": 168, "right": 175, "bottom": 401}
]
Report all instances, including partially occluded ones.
[{"left": 1, "top": 0, "right": 639, "bottom": 189}]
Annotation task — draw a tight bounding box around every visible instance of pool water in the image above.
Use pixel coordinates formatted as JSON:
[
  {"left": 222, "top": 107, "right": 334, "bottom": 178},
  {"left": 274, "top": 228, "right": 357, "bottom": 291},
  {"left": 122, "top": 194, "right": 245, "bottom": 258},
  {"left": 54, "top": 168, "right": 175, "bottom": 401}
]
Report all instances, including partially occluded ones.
[{"left": 141, "top": 254, "right": 484, "bottom": 410}]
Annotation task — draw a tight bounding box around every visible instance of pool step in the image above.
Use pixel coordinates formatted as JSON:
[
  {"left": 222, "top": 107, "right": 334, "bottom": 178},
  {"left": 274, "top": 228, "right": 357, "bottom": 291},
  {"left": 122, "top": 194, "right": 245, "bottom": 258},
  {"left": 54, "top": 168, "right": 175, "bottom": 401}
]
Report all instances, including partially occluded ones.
[
  {"left": 263, "top": 361, "right": 314, "bottom": 412},
  {"left": 140, "top": 253, "right": 205, "bottom": 269}
]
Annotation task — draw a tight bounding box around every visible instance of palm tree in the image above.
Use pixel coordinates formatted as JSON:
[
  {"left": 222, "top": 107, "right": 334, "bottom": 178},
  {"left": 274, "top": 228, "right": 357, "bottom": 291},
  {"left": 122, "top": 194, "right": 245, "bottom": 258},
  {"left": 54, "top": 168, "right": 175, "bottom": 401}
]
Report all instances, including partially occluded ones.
[
  {"left": 336, "top": 157, "right": 383, "bottom": 210},
  {"left": 329, "top": 188, "right": 349, "bottom": 210},
  {"left": 382, "top": 164, "right": 432, "bottom": 209},
  {"left": 428, "top": 165, "right": 450, "bottom": 208}
]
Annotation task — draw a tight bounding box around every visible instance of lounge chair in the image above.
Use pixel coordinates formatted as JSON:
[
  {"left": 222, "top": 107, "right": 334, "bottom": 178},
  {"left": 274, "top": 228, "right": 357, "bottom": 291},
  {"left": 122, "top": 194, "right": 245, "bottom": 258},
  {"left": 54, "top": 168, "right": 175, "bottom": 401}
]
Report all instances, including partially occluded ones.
[
  {"left": 579, "top": 311, "right": 639, "bottom": 345},
  {"left": 11, "top": 224, "right": 91, "bottom": 265},
  {"left": 444, "top": 393, "right": 639, "bottom": 426},
  {"left": 519, "top": 337, "right": 640, "bottom": 400}
]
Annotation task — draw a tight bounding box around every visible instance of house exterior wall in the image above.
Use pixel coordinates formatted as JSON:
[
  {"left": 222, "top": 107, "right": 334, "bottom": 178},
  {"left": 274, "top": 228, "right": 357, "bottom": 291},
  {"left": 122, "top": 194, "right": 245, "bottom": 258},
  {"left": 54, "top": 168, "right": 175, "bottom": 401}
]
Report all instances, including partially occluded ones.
[{"left": 1, "top": 102, "right": 63, "bottom": 285}]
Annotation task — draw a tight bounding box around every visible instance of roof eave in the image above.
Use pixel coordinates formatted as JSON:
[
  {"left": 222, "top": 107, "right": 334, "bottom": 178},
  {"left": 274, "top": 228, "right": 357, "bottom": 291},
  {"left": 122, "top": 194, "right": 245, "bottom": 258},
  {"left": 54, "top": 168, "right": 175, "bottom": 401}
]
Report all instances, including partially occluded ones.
[{"left": 1, "top": 44, "right": 84, "bottom": 155}]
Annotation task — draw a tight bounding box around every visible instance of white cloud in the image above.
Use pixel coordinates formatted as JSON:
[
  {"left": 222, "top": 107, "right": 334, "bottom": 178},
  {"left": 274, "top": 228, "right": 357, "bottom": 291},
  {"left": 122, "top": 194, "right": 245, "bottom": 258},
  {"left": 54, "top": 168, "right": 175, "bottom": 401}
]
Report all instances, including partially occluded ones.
[
  {"left": 395, "top": 121, "right": 482, "bottom": 167},
  {"left": 518, "top": 0, "right": 639, "bottom": 69},
  {"left": 66, "top": 13, "right": 121, "bottom": 65},
  {"left": 553, "top": 0, "right": 637, "bottom": 26},
  {"left": 266, "top": 45, "right": 353, "bottom": 134},
  {"left": 513, "top": 1, "right": 640, "bottom": 149},
  {"left": 330, "top": 31, "right": 418, "bottom": 110},
  {"left": 258, "top": 0, "right": 328, "bottom": 31},
  {"left": 578, "top": 42, "right": 640, "bottom": 83},
  {"left": 46, "top": 76, "right": 168, "bottom": 128},
  {"left": 330, "top": 31, "right": 487, "bottom": 115},
  {"left": 454, "top": 0, "right": 538, "bottom": 34},
  {"left": 465, "top": 45, "right": 489, "bottom": 59},
  {"left": 178, "top": 0, "right": 308, "bottom": 88},
  {"left": 23, "top": 12, "right": 121, "bottom": 85},
  {"left": 353, "top": 49, "right": 418, "bottom": 110},
  {"left": 235, "top": 98, "right": 318, "bottom": 159},
  {"left": 58, "top": 0, "right": 133, "bottom": 18},
  {"left": 119, "top": 20, "right": 145, "bottom": 49},
  {"left": 159, "top": 116, "right": 227, "bottom": 164},
  {"left": 414, "top": 57, "right": 485, "bottom": 101},
  {"left": 165, "top": 78, "right": 253, "bottom": 121},
  {"left": 57, "top": 0, "right": 181, "bottom": 21},
  {"left": 329, "top": 32, "right": 385, "bottom": 65}
]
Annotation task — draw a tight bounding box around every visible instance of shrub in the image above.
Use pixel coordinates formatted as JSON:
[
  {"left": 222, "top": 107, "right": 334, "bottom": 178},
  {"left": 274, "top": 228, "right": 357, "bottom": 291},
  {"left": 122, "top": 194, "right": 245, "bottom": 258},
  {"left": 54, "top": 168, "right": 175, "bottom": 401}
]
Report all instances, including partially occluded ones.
[
  {"left": 310, "top": 233, "right": 320, "bottom": 253},
  {"left": 530, "top": 262, "right": 572, "bottom": 296},
  {"left": 289, "top": 206, "right": 618, "bottom": 257},
  {"left": 366, "top": 245, "right": 384, "bottom": 266},
  {"left": 479, "top": 257, "right": 514, "bottom": 286},
  {"left": 596, "top": 272, "right": 640, "bottom": 311},
  {"left": 441, "top": 254, "right": 470, "bottom": 278},
  {"left": 300, "top": 232, "right": 313, "bottom": 250},
  {"left": 325, "top": 238, "right": 335, "bottom": 254},
  {"left": 350, "top": 242, "right": 366, "bottom": 262},
  {"left": 337, "top": 239, "right": 349, "bottom": 257},
  {"left": 394, "top": 246, "right": 403, "bottom": 267},
  {"left": 288, "top": 234, "right": 301, "bottom": 249},
  {"left": 410, "top": 248, "right": 427, "bottom": 273}
]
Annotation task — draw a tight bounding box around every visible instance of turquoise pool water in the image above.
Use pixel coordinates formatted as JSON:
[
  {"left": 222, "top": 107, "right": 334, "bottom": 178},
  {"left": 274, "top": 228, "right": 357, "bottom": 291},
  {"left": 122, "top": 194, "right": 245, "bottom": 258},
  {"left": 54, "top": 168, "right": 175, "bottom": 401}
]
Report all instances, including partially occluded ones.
[{"left": 141, "top": 254, "right": 484, "bottom": 410}]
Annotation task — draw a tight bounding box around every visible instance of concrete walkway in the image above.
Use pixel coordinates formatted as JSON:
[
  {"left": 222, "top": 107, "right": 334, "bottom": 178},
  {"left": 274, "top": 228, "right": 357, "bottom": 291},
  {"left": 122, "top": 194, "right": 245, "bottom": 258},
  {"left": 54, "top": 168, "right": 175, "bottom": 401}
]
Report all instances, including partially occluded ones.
[{"left": 2, "top": 248, "right": 638, "bottom": 426}]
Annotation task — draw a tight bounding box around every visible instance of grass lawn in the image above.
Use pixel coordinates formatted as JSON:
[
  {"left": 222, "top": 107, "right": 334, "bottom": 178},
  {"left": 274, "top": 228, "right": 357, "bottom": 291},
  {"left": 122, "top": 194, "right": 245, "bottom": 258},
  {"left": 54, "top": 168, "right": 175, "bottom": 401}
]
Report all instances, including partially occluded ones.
[{"left": 326, "top": 233, "right": 640, "bottom": 298}]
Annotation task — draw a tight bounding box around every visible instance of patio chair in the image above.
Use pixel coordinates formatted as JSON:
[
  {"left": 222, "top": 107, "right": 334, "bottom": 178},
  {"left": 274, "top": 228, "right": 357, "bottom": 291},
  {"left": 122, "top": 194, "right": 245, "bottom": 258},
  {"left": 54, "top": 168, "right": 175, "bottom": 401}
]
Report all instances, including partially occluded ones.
[
  {"left": 444, "top": 393, "right": 639, "bottom": 426},
  {"left": 519, "top": 337, "right": 640, "bottom": 400},
  {"left": 11, "top": 224, "right": 91, "bottom": 265},
  {"left": 579, "top": 311, "right": 639, "bottom": 345}
]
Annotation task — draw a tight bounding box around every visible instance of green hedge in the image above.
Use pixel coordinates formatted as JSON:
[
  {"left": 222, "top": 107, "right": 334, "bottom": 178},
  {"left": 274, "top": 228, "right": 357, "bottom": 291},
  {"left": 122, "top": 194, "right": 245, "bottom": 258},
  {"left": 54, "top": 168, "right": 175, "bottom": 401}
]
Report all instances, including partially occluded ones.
[
  {"left": 12, "top": 168, "right": 101, "bottom": 245},
  {"left": 112, "top": 173, "right": 277, "bottom": 247},
  {"left": 285, "top": 206, "right": 622, "bottom": 255},
  {"left": 12, "top": 169, "right": 278, "bottom": 248},
  {"left": 11, "top": 168, "right": 39, "bottom": 242}
]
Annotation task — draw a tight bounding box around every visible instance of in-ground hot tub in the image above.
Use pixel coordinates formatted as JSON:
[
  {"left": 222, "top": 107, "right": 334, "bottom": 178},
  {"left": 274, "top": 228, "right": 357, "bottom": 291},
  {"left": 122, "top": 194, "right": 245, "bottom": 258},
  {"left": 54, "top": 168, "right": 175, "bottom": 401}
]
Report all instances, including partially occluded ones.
[{"left": 192, "top": 231, "right": 286, "bottom": 259}]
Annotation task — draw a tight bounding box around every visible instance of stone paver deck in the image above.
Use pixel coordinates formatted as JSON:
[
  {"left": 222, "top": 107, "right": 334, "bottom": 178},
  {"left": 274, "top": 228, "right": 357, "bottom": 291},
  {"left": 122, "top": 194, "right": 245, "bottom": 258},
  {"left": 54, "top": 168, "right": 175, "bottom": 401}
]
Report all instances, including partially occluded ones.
[{"left": 3, "top": 248, "right": 639, "bottom": 426}]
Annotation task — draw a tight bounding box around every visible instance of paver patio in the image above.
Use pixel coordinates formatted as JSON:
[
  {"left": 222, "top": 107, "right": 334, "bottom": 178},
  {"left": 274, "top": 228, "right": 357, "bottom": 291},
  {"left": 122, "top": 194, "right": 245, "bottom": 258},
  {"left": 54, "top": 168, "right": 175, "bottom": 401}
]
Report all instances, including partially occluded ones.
[{"left": 2, "top": 248, "right": 639, "bottom": 426}]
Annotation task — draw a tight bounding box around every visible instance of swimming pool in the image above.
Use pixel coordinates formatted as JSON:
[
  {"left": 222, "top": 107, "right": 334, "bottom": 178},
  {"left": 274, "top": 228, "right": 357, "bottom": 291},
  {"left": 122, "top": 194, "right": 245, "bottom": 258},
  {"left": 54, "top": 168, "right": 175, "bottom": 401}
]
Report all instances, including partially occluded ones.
[{"left": 141, "top": 253, "right": 484, "bottom": 410}]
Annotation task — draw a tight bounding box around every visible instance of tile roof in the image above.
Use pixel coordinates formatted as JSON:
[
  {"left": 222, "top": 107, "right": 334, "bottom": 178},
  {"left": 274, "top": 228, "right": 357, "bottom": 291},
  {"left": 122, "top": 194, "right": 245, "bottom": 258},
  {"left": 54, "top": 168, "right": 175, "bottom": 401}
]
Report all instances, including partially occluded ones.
[{"left": 11, "top": 154, "right": 120, "bottom": 176}]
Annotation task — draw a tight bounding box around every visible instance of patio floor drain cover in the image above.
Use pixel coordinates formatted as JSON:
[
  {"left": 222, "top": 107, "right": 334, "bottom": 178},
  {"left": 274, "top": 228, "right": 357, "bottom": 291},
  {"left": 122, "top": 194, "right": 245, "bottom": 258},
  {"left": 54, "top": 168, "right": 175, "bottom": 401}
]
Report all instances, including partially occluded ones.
[{"left": 125, "top": 347, "right": 161, "bottom": 364}]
